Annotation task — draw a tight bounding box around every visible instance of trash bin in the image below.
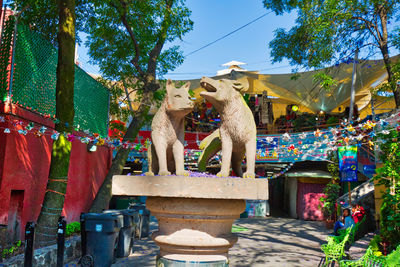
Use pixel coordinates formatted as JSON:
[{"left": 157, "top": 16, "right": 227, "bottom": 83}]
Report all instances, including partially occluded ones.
[
  {"left": 103, "top": 209, "right": 138, "bottom": 258},
  {"left": 80, "top": 213, "right": 123, "bottom": 267},
  {"left": 128, "top": 204, "right": 150, "bottom": 239}
]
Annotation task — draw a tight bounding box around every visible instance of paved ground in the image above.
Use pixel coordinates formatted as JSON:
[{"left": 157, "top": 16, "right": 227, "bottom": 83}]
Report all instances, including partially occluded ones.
[
  {"left": 348, "top": 232, "right": 374, "bottom": 260},
  {"left": 66, "top": 216, "right": 374, "bottom": 266}
]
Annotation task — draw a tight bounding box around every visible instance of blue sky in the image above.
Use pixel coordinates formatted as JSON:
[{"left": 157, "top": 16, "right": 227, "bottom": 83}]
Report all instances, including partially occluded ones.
[
  {"left": 162, "top": 0, "right": 298, "bottom": 80},
  {"left": 76, "top": 0, "right": 298, "bottom": 79},
  {"left": 75, "top": 0, "right": 399, "bottom": 80}
]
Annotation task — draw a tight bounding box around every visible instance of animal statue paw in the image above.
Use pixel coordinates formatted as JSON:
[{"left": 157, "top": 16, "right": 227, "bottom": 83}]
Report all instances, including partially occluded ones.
[
  {"left": 158, "top": 170, "right": 171, "bottom": 176},
  {"left": 144, "top": 171, "right": 154, "bottom": 176},
  {"left": 176, "top": 170, "right": 190, "bottom": 176},
  {"left": 243, "top": 172, "right": 255, "bottom": 179},
  {"left": 216, "top": 171, "right": 230, "bottom": 177}
]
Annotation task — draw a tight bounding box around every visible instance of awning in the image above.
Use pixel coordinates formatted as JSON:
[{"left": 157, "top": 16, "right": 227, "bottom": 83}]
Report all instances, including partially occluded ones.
[{"left": 183, "top": 55, "right": 400, "bottom": 113}]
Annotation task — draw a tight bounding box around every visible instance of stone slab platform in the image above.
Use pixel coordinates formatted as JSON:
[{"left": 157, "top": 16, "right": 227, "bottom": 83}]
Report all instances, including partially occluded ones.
[{"left": 112, "top": 175, "right": 268, "bottom": 200}]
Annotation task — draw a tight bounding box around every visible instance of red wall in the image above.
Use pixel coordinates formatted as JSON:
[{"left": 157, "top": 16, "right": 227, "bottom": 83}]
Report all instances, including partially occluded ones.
[
  {"left": 0, "top": 103, "right": 112, "bottom": 239},
  {"left": 0, "top": 102, "right": 213, "bottom": 239},
  {"left": 296, "top": 182, "right": 325, "bottom": 221}
]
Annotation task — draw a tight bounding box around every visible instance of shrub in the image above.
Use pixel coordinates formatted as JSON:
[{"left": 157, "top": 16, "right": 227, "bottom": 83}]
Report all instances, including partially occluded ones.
[
  {"left": 65, "top": 222, "right": 81, "bottom": 236},
  {"left": 1, "top": 240, "right": 22, "bottom": 259},
  {"left": 319, "top": 152, "right": 341, "bottom": 220},
  {"left": 369, "top": 235, "right": 383, "bottom": 256},
  {"left": 374, "top": 128, "right": 400, "bottom": 253}
]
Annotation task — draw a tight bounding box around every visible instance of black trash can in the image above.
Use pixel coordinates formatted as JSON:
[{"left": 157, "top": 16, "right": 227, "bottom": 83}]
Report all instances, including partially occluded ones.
[
  {"left": 80, "top": 213, "right": 123, "bottom": 267},
  {"left": 128, "top": 204, "right": 150, "bottom": 239},
  {"left": 103, "top": 209, "right": 137, "bottom": 258}
]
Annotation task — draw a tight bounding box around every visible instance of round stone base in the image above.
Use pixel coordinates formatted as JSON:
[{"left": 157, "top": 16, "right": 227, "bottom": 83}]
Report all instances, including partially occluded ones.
[
  {"left": 157, "top": 254, "right": 228, "bottom": 267},
  {"left": 146, "top": 197, "right": 245, "bottom": 259}
]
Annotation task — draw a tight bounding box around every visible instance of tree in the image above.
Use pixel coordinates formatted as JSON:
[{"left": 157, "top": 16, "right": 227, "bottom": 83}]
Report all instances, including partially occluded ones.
[
  {"left": 35, "top": 0, "right": 76, "bottom": 245},
  {"left": 12, "top": 0, "right": 77, "bottom": 245},
  {"left": 263, "top": 0, "right": 400, "bottom": 107},
  {"left": 84, "top": 0, "right": 193, "bottom": 212}
]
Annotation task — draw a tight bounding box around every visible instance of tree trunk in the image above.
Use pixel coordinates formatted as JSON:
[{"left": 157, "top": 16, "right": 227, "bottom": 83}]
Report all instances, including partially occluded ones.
[
  {"left": 378, "top": 7, "right": 400, "bottom": 108},
  {"left": 381, "top": 52, "right": 400, "bottom": 108},
  {"left": 35, "top": 0, "right": 75, "bottom": 246},
  {"left": 89, "top": 101, "right": 150, "bottom": 213}
]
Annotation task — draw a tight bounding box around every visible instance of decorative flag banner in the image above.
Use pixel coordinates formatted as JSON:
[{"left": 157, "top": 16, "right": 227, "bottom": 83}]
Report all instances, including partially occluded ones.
[{"left": 338, "top": 146, "right": 358, "bottom": 182}]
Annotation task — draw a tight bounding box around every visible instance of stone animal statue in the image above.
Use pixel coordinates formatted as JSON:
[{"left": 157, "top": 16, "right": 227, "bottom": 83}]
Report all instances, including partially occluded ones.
[
  {"left": 146, "top": 79, "right": 194, "bottom": 176},
  {"left": 199, "top": 76, "right": 256, "bottom": 178}
]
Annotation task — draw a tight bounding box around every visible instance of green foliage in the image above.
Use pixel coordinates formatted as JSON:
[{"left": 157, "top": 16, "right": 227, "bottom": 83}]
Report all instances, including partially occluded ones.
[
  {"left": 290, "top": 73, "right": 301, "bottom": 80},
  {"left": 372, "top": 62, "right": 400, "bottom": 97},
  {"left": 231, "top": 225, "right": 249, "bottom": 233},
  {"left": 1, "top": 240, "right": 22, "bottom": 259},
  {"left": 370, "top": 235, "right": 384, "bottom": 256},
  {"left": 264, "top": 0, "right": 400, "bottom": 107},
  {"left": 292, "top": 113, "right": 316, "bottom": 132},
  {"left": 326, "top": 116, "right": 339, "bottom": 126},
  {"left": 374, "top": 128, "right": 400, "bottom": 252},
  {"left": 336, "top": 202, "right": 342, "bottom": 219},
  {"left": 83, "top": 0, "right": 193, "bottom": 124},
  {"left": 14, "top": 0, "right": 193, "bottom": 123},
  {"left": 65, "top": 221, "right": 81, "bottom": 236},
  {"left": 386, "top": 246, "right": 400, "bottom": 266},
  {"left": 320, "top": 152, "right": 341, "bottom": 220},
  {"left": 312, "top": 72, "right": 338, "bottom": 93},
  {"left": 82, "top": 0, "right": 193, "bottom": 81},
  {"left": 12, "top": 0, "right": 86, "bottom": 45},
  {"left": 264, "top": 0, "right": 400, "bottom": 69}
]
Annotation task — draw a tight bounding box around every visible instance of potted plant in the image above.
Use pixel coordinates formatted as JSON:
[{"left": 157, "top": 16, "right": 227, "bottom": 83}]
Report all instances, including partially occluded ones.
[
  {"left": 319, "top": 152, "right": 341, "bottom": 229},
  {"left": 320, "top": 181, "right": 341, "bottom": 228}
]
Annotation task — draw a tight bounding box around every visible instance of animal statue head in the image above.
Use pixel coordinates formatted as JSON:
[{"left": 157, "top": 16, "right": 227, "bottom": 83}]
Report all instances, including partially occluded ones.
[
  {"left": 199, "top": 76, "right": 249, "bottom": 109},
  {"left": 165, "top": 79, "right": 194, "bottom": 115}
]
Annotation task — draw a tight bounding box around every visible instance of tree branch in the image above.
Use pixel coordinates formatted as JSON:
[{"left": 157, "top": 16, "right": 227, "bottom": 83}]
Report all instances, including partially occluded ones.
[
  {"left": 123, "top": 82, "right": 135, "bottom": 113},
  {"left": 146, "top": 0, "right": 174, "bottom": 78},
  {"left": 358, "top": 42, "right": 381, "bottom": 49},
  {"left": 111, "top": 0, "right": 146, "bottom": 78},
  {"left": 350, "top": 16, "right": 380, "bottom": 44}
]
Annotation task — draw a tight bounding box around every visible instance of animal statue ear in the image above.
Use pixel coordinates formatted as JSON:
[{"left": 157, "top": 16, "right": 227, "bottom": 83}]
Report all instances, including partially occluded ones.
[
  {"left": 182, "top": 82, "right": 191, "bottom": 91},
  {"left": 166, "top": 79, "right": 174, "bottom": 93},
  {"left": 232, "top": 79, "right": 249, "bottom": 93},
  {"left": 230, "top": 70, "right": 249, "bottom": 93}
]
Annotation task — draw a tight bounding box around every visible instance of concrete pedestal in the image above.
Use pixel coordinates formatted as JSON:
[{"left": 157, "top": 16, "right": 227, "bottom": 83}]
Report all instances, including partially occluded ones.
[
  {"left": 112, "top": 175, "right": 268, "bottom": 266},
  {"left": 156, "top": 255, "right": 228, "bottom": 266}
]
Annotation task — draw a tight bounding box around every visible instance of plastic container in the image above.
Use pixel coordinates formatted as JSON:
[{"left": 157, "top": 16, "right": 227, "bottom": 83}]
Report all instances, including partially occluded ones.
[
  {"left": 128, "top": 204, "right": 150, "bottom": 239},
  {"left": 80, "top": 213, "right": 123, "bottom": 267},
  {"left": 103, "top": 209, "right": 138, "bottom": 257}
]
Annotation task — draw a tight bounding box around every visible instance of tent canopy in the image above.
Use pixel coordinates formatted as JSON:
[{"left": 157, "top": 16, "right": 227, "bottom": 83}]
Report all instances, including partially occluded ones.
[{"left": 184, "top": 55, "right": 399, "bottom": 113}]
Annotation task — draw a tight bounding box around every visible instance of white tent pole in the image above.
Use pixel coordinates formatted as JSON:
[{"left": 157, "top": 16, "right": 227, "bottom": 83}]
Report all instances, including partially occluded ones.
[{"left": 349, "top": 49, "right": 359, "bottom": 122}]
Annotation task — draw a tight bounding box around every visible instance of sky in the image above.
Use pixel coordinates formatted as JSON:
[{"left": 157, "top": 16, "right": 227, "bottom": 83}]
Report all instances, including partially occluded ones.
[
  {"left": 162, "top": 0, "right": 298, "bottom": 80},
  {"left": 75, "top": 0, "right": 399, "bottom": 81},
  {"left": 76, "top": 0, "right": 298, "bottom": 80}
]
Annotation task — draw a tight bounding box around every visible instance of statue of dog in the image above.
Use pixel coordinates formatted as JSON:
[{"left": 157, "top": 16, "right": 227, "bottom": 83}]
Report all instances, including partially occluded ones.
[
  {"left": 199, "top": 76, "right": 256, "bottom": 178},
  {"left": 146, "top": 79, "right": 194, "bottom": 176}
]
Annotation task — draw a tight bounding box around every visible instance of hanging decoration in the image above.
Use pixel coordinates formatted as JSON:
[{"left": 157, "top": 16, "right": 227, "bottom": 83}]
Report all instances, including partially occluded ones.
[
  {"left": 338, "top": 146, "right": 358, "bottom": 182},
  {"left": 1, "top": 111, "right": 400, "bottom": 171}
]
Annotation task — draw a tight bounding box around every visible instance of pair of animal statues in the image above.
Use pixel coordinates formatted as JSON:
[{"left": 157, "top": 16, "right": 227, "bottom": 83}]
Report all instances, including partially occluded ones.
[{"left": 146, "top": 75, "right": 256, "bottom": 178}]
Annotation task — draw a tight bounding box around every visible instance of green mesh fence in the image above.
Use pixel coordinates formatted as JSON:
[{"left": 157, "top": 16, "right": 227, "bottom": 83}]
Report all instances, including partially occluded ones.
[
  {"left": 1, "top": 21, "right": 110, "bottom": 136},
  {"left": 0, "top": 16, "right": 15, "bottom": 101}
]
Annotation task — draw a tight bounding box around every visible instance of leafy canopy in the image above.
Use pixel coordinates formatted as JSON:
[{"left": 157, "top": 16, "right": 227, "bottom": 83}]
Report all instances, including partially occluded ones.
[
  {"left": 12, "top": 0, "right": 87, "bottom": 45},
  {"left": 82, "top": 0, "right": 193, "bottom": 83},
  {"left": 263, "top": 0, "right": 400, "bottom": 69}
]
